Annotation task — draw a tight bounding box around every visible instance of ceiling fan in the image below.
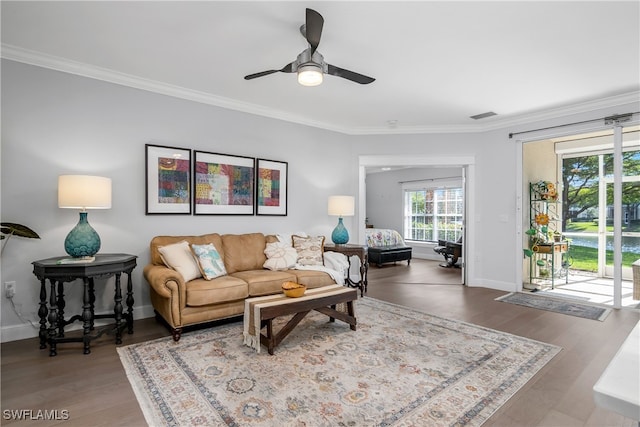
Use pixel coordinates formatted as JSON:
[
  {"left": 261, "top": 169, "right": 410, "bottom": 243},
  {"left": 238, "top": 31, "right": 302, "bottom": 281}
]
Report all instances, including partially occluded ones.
[{"left": 244, "top": 8, "right": 375, "bottom": 86}]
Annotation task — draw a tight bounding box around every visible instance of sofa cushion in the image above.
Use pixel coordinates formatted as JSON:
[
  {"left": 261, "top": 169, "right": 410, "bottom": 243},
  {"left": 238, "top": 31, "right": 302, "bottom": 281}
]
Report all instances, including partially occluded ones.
[
  {"left": 263, "top": 241, "right": 298, "bottom": 271},
  {"left": 157, "top": 240, "right": 202, "bottom": 282},
  {"left": 290, "top": 269, "right": 337, "bottom": 288},
  {"left": 191, "top": 243, "right": 227, "bottom": 280},
  {"left": 292, "top": 235, "right": 324, "bottom": 266},
  {"left": 231, "top": 270, "right": 296, "bottom": 297},
  {"left": 185, "top": 275, "right": 248, "bottom": 307},
  {"left": 222, "top": 233, "right": 267, "bottom": 274},
  {"left": 150, "top": 233, "right": 223, "bottom": 266},
  {"left": 265, "top": 234, "right": 279, "bottom": 244}
]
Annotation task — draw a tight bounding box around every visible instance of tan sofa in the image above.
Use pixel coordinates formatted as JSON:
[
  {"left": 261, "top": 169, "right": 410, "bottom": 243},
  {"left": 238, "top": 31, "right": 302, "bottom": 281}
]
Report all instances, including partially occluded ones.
[{"left": 143, "top": 232, "right": 336, "bottom": 340}]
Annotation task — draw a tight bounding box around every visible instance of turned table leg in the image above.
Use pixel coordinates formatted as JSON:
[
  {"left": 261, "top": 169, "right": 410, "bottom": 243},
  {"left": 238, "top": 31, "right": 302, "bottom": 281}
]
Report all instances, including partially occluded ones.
[
  {"left": 47, "top": 280, "right": 58, "bottom": 357},
  {"left": 126, "top": 271, "right": 134, "bottom": 334},
  {"left": 38, "top": 279, "right": 48, "bottom": 349},
  {"left": 114, "top": 272, "right": 123, "bottom": 344}
]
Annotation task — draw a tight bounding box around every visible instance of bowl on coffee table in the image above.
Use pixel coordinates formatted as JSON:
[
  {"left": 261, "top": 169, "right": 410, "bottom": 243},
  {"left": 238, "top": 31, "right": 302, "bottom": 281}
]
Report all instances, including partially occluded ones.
[{"left": 282, "top": 281, "right": 306, "bottom": 298}]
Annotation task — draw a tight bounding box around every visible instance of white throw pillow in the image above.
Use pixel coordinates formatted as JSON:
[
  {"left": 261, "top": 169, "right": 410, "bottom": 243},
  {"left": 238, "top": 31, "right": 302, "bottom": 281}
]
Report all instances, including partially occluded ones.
[
  {"left": 276, "top": 232, "right": 308, "bottom": 247},
  {"left": 292, "top": 235, "right": 325, "bottom": 266},
  {"left": 191, "top": 243, "right": 227, "bottom": 280},
  {"left": 263, "top": 241, "right": 298, "bottom": 271},
  {"left": 158, "top": 240, "right": 202, "bottom": 282}
]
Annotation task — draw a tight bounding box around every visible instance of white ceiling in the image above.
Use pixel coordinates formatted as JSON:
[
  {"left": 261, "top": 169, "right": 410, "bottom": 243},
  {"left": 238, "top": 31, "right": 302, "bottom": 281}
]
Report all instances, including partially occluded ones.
[{"left": 2, "top": 1, "right": 639, "bottom": 135}]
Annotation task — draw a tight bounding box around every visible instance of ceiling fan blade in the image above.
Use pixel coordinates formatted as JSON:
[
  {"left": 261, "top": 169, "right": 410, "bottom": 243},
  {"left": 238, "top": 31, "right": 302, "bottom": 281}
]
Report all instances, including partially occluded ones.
[
  {"left": 305, "top": 8, "right": 324, "bottom": 54},
  {"left": 327, "top": 64, "right": 375, "bottom": 84},
  {"left": 244, "top": 62, "right": 295, "bottom": 80},
  {"left": 244, "top": 70, "right": 279, "bottom": 80}
]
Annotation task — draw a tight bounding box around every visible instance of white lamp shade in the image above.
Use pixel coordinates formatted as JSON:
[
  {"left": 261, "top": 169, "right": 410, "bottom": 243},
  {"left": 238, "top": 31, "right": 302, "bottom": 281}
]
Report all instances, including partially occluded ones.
[
  {"left": 328, "top": 195, "right": 355, "bottom": 217},
  {"left": 58, "top": 175, "right": 112, "bottom": 209},
  {"left": 297, "top": 64, "right": 323, "bottom": 87}
]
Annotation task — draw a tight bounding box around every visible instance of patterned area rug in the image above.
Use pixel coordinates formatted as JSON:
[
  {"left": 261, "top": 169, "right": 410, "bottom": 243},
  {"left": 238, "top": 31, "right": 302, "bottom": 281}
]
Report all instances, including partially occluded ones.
[
  {"left": 118, "top": 298, "right": 560, "bottom": 426},
  {"left": 496, "top": 292, "right": 611, "bottom": 321}
]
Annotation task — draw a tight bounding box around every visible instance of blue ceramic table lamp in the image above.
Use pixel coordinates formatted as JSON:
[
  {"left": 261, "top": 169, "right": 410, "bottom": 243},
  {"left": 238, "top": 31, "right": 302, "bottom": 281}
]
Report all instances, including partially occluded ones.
[
  {"left": 328, "top": 195, "right": 355, "bottom": 245},
  {"left": 58, "top": 175, "right": 112, "bottom": 260}
]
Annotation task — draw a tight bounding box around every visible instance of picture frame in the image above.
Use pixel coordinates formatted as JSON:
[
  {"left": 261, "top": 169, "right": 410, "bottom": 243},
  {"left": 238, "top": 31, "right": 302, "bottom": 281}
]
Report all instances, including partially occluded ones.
[
  {"left": 193, "top": 151, "right": 255, "bottom": 215},
  {"left": 256, "top": 158, "right": 288, "bottom": 216},
  {"left": 145, "top": 144, "right": 192, "bottom": 214}
]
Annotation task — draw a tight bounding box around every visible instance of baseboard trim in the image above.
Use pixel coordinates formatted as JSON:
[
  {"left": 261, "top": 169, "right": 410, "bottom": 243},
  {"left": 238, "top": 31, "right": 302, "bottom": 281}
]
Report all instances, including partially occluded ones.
[
  {"left": 467, "top": 279, "right": 517, "bottom": 292},
  {"left": 0, "top": 304, "right": 156, "bottom": 343}
]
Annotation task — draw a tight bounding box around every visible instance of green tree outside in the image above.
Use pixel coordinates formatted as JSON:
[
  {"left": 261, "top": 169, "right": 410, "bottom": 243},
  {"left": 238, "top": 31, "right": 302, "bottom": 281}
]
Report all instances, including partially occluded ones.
[{"left": 562, "top": 150, "right": 640, "bottom": 271}]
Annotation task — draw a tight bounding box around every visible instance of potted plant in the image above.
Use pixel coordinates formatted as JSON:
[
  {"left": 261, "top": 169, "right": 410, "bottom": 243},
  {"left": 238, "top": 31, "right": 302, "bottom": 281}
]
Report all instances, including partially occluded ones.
[{"left": 1, "top": 222, "right": 40, "bottom": 255}]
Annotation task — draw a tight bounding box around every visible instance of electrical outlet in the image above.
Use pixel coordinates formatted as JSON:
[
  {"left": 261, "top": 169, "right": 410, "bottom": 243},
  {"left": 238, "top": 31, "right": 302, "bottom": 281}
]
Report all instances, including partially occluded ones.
[{"left": 4, "top": 281, "right": 16, "bottom": 299}]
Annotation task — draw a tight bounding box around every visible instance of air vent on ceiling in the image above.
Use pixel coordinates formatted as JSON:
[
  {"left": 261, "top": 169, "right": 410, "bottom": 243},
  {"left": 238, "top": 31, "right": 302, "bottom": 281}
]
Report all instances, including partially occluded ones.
[{"left": 470, "top": 111, "right": 497, "bottom": 120}]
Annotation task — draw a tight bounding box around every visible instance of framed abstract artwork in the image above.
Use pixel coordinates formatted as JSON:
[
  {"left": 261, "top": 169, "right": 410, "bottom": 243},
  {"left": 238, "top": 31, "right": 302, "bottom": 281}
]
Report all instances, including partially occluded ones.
[
  {"left": 256, "top": 158, "right": 288, "bottom": 216},
  {"left": 145, "top": 144, "right": 191, "bottom": 214},
  {"left": 193, "top": 151, "right": 255, "bottom": 215}
]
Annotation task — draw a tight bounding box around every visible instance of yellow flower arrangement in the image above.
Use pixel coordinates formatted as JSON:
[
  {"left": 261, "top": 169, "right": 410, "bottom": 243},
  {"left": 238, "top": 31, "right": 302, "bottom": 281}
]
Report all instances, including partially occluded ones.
[
  {"left": 535, "top": 213, "right": 549, "bottom": 225},
  {"left": 545, "top": 182, "right": 558, "bottom": 200},
  {"left": 533, "top": 180, "right": 559, "bottom": 201}
]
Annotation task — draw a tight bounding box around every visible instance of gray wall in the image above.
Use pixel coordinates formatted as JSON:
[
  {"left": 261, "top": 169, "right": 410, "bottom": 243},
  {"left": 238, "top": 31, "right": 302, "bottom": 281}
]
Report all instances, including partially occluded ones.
[
  {"left": 0, "top": 60, "right": 356, "bottom": 341},
  {"left": 2, "top": 59, "right": 637, "bottom": 341}
]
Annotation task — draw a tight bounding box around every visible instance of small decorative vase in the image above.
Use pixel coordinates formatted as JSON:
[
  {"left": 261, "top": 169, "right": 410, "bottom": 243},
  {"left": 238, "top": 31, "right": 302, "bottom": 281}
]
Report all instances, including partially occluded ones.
[
  {"left": 331, "top": 217, "right": 349, "bottom": 245},
  {"left": 64, "top": 212, "right": 101, "bottom": 258}
]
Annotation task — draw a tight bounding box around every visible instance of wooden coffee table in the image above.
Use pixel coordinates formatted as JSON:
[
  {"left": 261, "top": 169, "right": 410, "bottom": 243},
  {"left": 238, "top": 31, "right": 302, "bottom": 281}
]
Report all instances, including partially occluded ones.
[{"left": 244, "top": 285, "right": 357, "bottom": 355}]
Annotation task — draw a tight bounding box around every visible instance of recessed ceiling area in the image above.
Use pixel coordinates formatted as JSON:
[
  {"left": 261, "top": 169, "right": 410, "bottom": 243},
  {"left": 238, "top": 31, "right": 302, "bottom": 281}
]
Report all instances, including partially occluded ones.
[{"left": 1, "top": 1, "right": 639, "bottom": 134}]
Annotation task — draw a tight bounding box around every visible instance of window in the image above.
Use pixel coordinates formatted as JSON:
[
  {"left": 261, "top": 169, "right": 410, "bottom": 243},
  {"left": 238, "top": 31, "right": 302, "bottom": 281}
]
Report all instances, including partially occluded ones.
[{"left": 403, "top": 183, "right": 463, "bottom": 243}]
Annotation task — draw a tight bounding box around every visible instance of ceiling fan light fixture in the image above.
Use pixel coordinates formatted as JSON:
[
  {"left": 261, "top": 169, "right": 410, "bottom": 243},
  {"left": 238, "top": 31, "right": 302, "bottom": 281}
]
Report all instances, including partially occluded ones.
[{"left": 297, "top": 64, "right": 323, "bottom": 86}]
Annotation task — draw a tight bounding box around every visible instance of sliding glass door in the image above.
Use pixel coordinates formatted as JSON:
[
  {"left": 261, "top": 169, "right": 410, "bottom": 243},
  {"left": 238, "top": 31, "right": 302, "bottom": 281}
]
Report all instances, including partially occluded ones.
[
  {"left": 560, "top": 125, "right": 640, "bottom": 307},
  {"left": 604, "top": 150, "right": 640, "bottom": 280}
]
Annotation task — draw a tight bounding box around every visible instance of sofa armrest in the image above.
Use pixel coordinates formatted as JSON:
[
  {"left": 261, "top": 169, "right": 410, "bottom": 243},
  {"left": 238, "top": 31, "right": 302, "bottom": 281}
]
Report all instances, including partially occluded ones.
[
  {"left": 143, "top": 264, "right": 185, "bottom": 299},
  {"left": 143, "top": 264, "right": 189, "bottom": 331}
]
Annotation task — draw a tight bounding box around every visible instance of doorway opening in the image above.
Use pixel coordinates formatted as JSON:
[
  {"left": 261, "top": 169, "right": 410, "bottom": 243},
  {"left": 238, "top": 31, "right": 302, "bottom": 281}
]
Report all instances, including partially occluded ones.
[
  {"left": 522, "top": 125, "right": 640, "bottom": 308},
  {"left": 358, "top": 155, "right": 475, "bottom": 287}
]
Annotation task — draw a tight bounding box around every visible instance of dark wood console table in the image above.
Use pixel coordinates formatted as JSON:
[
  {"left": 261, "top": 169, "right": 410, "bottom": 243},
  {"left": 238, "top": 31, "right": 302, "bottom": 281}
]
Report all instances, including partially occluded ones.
[
  {"left": 32, "top": 253, "right": 137, "bottom": 356},
  {"left": 324, "top": 243, "right": 368, "bottom": 296}
]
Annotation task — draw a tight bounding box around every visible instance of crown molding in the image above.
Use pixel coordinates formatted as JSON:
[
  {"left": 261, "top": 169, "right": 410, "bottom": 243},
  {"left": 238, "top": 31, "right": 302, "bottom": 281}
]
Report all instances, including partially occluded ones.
[
  {"left": 3, "top": 44, "right": 639, "bottom": 136},
  {"left": 349, "top": 91, "right": 640, "bottom": 135},
  {"left": 478, "top": 91, "right": 640, "bottom": 132},
  {"left": 0, "top": 44, "right": 351, "bottom": 133}
]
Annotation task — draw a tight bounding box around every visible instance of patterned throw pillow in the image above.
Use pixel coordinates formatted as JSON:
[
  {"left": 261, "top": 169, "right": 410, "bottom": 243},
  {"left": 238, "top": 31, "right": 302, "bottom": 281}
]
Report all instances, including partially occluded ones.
[
  {"left": 191, "top": 243, "right": 227, "bottom": 280},
  {"left": 157, "top": 240, "right": 202, "bottom": 282},
  {"left": 292, "top": 235, "right": 325, "bottom": 266},
  {"left": 263, "top": 241, "right": 298, "bottom": 271}
]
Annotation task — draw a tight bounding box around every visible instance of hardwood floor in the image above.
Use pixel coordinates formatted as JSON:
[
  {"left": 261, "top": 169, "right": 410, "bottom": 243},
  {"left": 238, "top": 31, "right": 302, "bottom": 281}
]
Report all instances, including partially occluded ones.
[{"left": 2, "top": 259, "right": 638, "bottom": 426}]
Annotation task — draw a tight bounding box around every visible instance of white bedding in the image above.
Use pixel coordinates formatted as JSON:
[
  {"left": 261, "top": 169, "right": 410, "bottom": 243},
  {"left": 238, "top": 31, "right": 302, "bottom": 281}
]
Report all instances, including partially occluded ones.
[{"left": 365, "top": 228, "right": 407, "bottom": 247}]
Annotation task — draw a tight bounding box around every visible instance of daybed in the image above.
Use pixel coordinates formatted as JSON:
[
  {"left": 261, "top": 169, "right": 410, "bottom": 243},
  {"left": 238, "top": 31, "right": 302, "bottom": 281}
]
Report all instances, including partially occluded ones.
[
  {"left": 144, "top": 232, "right": 341, "bottom": 341},
  {"left": 365, "top": 228, "right": 412, "bottom": 267}
]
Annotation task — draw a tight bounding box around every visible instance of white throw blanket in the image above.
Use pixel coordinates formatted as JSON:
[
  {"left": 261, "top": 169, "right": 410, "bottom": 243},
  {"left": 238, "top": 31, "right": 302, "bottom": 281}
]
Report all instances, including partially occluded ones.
[
  {"left": 292, "top": 251, "right": 349, "bottom": 285},
  {"left": 275, "top": 233, "right": 349, "bottom": 285},
  {"left": 293, "top": 262, "right": 345, "bottom": 285}
]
